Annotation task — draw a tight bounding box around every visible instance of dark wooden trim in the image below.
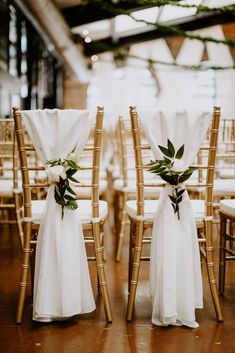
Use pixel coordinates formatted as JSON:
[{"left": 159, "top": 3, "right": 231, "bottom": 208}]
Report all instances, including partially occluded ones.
[{"left": 61, "top": 2, "right": 151, "bottom": 28}]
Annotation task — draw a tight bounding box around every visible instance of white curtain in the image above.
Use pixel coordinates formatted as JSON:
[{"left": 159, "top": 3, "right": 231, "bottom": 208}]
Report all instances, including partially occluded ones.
[
  {"left": 139, "top": 110, "right": 211, "bottom": 327},
  {"left": 21, "top": 109, "right": 96, "bottom": 322}
]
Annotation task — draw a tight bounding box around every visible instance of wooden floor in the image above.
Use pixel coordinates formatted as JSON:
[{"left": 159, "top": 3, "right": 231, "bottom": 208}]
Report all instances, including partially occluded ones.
[{"left": 0, "top": 216, "right": 235, "bottom": 353}]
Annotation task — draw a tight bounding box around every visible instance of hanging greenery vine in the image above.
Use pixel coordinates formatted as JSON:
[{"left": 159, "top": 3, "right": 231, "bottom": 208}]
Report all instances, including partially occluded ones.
[
  {"left": 83, "top": 0, "right": 235, "bottom": 70},
  {"left": 98, "top": 48, "right": 235, "bottom": 71},
  {"left": 102, "top": 1, "right": 235, "bottom": 14},
  {"left": 92, "top": 0, "right": 235, "bottom": 47}
]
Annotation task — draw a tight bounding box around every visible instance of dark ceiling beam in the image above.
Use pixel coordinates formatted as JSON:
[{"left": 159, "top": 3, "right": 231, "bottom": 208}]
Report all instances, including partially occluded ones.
[
  {"left": 61, "top": 1, "right": 151, "bottom": 27},
  {"left": 83, "top": 11, "right": 235, "bottom": 56}
]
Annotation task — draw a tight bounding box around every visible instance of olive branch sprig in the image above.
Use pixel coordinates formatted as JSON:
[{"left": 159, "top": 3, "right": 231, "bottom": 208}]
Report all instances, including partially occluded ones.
[
  {"left": 46, "top": 147, "right": 81, "bottom": 219},
  {"left": 147, "top": 139, "right": 197, "bottom": 220}
]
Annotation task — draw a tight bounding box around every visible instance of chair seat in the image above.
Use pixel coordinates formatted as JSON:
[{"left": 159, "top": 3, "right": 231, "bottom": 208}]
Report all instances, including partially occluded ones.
[
  {"left": 114, "top": 179, "right": 163, "bottom": 195},
  {"left": 0, "top": 179, "right": 22, "bottom": 196},
  {"left": 74, "top": 169, "right": 107, "bottom": 180},
  {"left": 219, "top": 199, "right": 235, "bottom": 217},
  {"left": 73, "top": 179, "right": 107, "bottom": 197},
  {"left": 214, "top": 179, "right": 235, "bottom": 195},
  {"left": 126, "top": 199, "right": 205, "bottom": 223},
  {"left": 216, "top": 168, "right": 235, "bottom": 179},
  {"left": 187, "top": 178, "right": 235, "bottom": 196},
  {"left": 31, "top": 199, "right": 108, "bottom": 224}
]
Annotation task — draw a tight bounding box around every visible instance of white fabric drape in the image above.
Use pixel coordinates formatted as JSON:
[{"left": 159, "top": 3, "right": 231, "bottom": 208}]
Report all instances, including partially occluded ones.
[
  {"left": 21, "top": 109, "right": 96, "bottom": 322},
  {"left": 139, "top": 110, "right": 211, "bottom": 328}
]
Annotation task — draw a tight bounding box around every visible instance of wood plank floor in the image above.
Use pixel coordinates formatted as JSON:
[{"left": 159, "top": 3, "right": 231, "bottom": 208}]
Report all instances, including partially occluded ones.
[{"left": 0, "top": 218, "right": 235, "bottom": 353}]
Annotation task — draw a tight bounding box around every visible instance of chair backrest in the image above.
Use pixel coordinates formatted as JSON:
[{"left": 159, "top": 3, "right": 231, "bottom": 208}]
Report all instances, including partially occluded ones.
[
  {"left": 216, "top": 117, "right": 235, "bottom": 179},
  {"left": 0, "top": 118, "right": 19, "bottom": 189},
  {"left": 116, "top": 116, "right": 133, "bottom": 186},
  {"left": 129, "top": 106, "right": 221, "bottom": 219},
  {"left": 116, "top": 115, "right": 156, "bottom": 187},
  {"left": 13, "top": 106, "right": 104, "bottom": 221}
]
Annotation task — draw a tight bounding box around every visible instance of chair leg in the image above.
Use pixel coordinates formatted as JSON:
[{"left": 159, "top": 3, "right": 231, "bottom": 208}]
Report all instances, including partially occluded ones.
[
  {"left": 229, "top": 221, "right": 235, "bottom": 251},
  {"left": 128, "top": 220, "right": 136, "bottom": 293},
  {"left": 126, "top": 220, "right": 144, "bottom": 321},
  {"left": 14, "top": 193, "right": 24, "bottom": 249},
  {"left": 16, "top": 222, "right": 31, "bottom": 323},
  {"left": 219, "top": 215, "right": 227, "bottom": 295},
  {"left": 205, "top": 220, "right": 223, "bottom": 322},
  {"left": 113, "top": 191, "right": 120, "bottom": 238},
  {"left": 116, "top": 198, "right": 128, "bottom": 262},
  {"left": 92, "top": 222, "right": 112, "bottom": 323},
  {"left": 97, "top": 224, "right": 105, "bottom": 295}
]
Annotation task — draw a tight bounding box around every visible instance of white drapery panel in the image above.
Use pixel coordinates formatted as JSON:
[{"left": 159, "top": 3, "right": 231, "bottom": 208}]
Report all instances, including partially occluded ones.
[
  {"left": 21, "top": 109, "right": 96, "bottom": 322},
  {"left": 139, "top": 110, "right": 211, "bottom": 327}
]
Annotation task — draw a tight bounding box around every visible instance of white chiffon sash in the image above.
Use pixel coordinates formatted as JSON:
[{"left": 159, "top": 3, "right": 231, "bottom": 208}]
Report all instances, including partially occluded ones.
[
  {"left": 21, "top": 109, "right": 96, "bottom": 321},
  {"left": 139, "top": 110, "right": 211, "bottom": 327}
]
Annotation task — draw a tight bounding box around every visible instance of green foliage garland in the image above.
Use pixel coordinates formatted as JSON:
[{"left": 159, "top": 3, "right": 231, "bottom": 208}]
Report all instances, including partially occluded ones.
[{"left": 147, "top": 139, "right": 197, "bottom": 220}]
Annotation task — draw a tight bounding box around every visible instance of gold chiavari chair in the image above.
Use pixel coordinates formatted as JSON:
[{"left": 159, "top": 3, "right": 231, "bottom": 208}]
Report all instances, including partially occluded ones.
[
  {"left": 213, "top": 117, "right": 235, "bottom": 217},
  {"left": 72, "top": 128, "right": 108, "bottom": 200},
  {"left": 216, "top": 117, "right": 235, "bottom": 179},
  {"left": 0, "top": 118, "right": 23, "bottom": 247},
  {"left": 114, "top": 117, "right": 160, "bottom": 262},
  {"left": 13, "top": 106, "right": 112, "bottom": 323},
  {"left": 190, "top": 117, "right": 235, "bottom": 214},
  {"left": 219, "top": 199, "right": 235, "bottom": 294},
  {"left": 113, "top": 117, "right": 135, "bottom": 262},
  {"left": 126, "top": 106, "right": 223, "bottom": 323}
]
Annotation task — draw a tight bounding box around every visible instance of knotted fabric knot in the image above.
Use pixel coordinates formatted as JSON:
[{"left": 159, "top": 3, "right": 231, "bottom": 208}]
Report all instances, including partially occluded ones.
[{"left": 46, "top": 165, "right": 66, "bottom": 184}]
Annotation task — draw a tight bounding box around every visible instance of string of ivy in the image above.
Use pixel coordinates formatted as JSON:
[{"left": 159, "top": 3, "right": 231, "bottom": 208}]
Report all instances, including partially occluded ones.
[
  {"left": 128, "top": 13, "right": 235, "bottom": 48},
  {"left": 129, "top": 54, "right": 235, "bottom": 71},
  {"left": 86, "top": 0, "right": 235, "bottom": 48},
  {"left": 106, "top": 51, "right": 235, "bottom": 71},
  {"left": 103, "top": 1, "right": 235, "bottom": 14}
]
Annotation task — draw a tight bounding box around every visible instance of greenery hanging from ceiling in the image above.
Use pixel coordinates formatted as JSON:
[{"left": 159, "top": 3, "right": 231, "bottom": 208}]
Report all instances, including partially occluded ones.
[
  {"left": 104, "top": 0, "right": 235, "bottom": 14},
  {"left": 98, "top": 46, "right": 235, "bottom": 71},
  {"left": 83, "top": 0, "right": 235, "bottom": 70}
]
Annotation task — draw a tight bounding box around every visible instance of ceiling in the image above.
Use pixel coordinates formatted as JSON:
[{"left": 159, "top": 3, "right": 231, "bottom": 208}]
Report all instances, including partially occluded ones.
[
  {"left": 17, "top": 0, "right": 235, "bottom": 82},
  {"left": 52, "top": 0, "right": 235, "bottom": 56}
]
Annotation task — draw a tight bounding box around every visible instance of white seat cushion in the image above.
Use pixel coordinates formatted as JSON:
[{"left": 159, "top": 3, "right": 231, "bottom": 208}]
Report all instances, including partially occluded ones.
[
  {"left": 213, "top": 179, "right": 235, "bottom": 195},
  {"left": 219, "top": 199, "right": 235, "bottom": 217},
  {"left": 73, "top": 169, "right": 107, "bottom": 180},
  {"left": 126, "top": 200, "right": 159, "bottom": 222},
  {"left": 0, "top": 179, "right": 22, "bottom": 196},
  {"left": 217, "top": 168, "right": 235, "bottom": 179},
  {"left": 190, "top": 199, "right": 205, "bottom": 222},
  {"left": 31, "top": 199, "right": 108, "bottom": 224},
  {"left": 126, "top": 199, "right": 205, "bottom": 223},
  {"left": 73, "top": 179, "right": 107, "bottom": 197},
  {"left": 187, "top": 179, "right": 235, "bottom": 197},
  {"left": 114, "top": 179, "right": 163, "bottom": 195}
]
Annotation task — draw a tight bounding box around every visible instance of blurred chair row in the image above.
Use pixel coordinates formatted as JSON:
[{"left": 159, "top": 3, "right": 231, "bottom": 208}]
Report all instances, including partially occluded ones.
[
  {"left": 0, "top": 106, "right": 234, "bottom": 324},
  {"left": 0, "top": 118, "right": 24, "bottom": 247}
]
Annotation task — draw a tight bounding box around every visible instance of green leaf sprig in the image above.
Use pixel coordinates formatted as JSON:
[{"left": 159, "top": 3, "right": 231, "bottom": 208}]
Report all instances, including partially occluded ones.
[
  {"left": 147, "top": 139, "right": 197, "bottom": 220},
  {"left": 46, "top": 147, "right": 81, "bottom": 219}
]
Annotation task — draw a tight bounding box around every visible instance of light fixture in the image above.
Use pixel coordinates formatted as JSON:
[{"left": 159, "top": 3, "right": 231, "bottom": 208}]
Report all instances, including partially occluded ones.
[
  {"left": 85, "top": 37, "right": 92, "bottom": 43},
  {"left": 91, "top": 55, "right": 99, "bottom": 62},
  {"left": 82, "top": 29, "right": 89, "bottom": 36}
]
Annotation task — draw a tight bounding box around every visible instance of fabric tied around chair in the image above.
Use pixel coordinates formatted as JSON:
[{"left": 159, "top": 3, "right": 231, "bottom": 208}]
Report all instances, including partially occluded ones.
[
  {"left": 139, "top": 110, "right": 211, "bottom": 328},
  {"left": 46, "top": 165, "right": 67, "bottom": 183},
  {"left": 21, "top": 109, "right": 96, "bottom": 322}
]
